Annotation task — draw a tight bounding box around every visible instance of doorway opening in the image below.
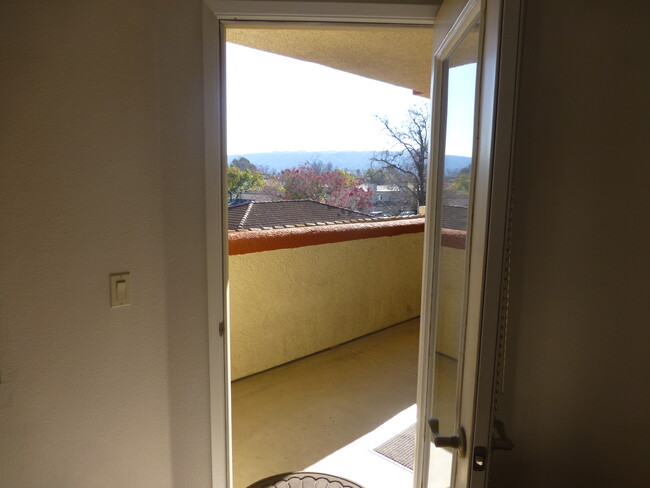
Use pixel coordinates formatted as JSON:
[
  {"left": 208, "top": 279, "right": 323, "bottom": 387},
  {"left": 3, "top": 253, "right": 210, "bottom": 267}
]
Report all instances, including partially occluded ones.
[{"left": 223, "top": 21, "right": 476, "bottom": 488}]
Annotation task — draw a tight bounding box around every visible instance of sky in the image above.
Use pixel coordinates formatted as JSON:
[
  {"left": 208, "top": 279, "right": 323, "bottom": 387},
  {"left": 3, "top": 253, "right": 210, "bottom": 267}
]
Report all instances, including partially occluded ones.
[
  {"left": 445, "top": 63, "right": 477, "bottom": 157},
  {"left": 226, "top": 43, "right": 476, "bottom": 157}
]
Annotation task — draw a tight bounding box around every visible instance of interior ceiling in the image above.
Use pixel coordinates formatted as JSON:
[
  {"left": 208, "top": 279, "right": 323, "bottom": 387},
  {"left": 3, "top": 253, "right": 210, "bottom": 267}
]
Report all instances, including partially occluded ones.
[{"left": 226, "top": 24, "right": 435, "bottom": 97}]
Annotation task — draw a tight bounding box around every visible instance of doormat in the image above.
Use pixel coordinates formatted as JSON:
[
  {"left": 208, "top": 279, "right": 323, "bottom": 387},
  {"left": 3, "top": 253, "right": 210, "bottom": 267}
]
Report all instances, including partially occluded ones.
[
  {"left": 372, "top": 423, "right": 416, "bottom": 471},
  {"left": 247, "top": 472, "right": 365, "bottom": 488}
]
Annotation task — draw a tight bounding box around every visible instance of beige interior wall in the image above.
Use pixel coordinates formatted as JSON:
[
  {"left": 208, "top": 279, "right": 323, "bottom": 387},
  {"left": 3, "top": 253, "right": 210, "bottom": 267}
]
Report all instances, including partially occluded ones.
[
  {"left": 0, "top": 1, "right": 212, "bottom": 487},
  {"left": 490, "top": 1, "right": 650, "bottom": 485}
]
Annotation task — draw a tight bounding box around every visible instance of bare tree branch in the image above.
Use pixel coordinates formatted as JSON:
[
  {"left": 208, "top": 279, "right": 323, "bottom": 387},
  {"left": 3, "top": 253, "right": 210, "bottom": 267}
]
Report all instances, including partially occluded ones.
[{"left": 370, "top": 104, "right": 430, "bottom": 210}]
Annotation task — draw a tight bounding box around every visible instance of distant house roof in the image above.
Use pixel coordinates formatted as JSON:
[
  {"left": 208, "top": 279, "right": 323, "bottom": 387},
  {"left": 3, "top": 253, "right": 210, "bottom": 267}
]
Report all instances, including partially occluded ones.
[
  {"left": 442, "top": 205, "right": 468, "bottom": 231},
  {"left": 228, "top": 200, "right": 372, "bottom": 230},
  {"left": 239, "top": 192, "right": 281, "bottom": 203},
  {"left": 376, "top": 185, "right": 401, "bottom": 192},
  {"left": 443, "top": 196, "right": 470, "bottom": 207}
]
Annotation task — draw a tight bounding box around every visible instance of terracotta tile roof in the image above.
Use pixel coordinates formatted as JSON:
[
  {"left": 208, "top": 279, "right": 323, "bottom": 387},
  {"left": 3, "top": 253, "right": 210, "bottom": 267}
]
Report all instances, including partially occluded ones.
[
  {"left": 444, "top": 196, "right": 470, "bottom": 207},
  {"left": 228, "top": 200, "right": 372, "bottom": 230},
  {"left": 228, "top": 200, "right": 467, "bottom": 232}
]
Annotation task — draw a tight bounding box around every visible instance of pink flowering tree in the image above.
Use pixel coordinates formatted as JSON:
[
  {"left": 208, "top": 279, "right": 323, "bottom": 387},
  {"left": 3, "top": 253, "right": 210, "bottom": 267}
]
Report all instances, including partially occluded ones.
[{"left": 279, "top": 164, "right": 373, "bottom": 212}]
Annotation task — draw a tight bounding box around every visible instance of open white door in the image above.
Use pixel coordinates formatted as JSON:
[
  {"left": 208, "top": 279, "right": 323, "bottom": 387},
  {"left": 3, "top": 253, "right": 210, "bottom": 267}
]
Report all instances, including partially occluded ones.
[{"left": 414, "top": 0, "right": 521, "bottom": 487}]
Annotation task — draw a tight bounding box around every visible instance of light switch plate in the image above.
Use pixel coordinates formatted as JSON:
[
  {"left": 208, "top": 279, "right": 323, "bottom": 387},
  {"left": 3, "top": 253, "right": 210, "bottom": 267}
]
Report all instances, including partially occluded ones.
[{"left": 110, "top": 273, "right": 130, "bottom": 307}]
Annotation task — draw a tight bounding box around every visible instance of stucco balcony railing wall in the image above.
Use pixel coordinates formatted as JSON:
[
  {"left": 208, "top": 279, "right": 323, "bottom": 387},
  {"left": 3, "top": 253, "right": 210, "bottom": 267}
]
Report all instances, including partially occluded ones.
[{"left": 228, "top": 218, "right": 466, "bottom": 380}]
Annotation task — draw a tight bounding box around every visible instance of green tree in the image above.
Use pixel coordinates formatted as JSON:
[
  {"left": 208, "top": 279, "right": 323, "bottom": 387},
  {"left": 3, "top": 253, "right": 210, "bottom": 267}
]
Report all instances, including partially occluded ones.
[
  {"left": 227, "top": 166, "right": 264, "bottom": 202},
  {"left": 452, "top": 172, "right": 471, "bottom": 195},
  {"left": 230, "top": 157, "right": 257, "bottom": 172}
]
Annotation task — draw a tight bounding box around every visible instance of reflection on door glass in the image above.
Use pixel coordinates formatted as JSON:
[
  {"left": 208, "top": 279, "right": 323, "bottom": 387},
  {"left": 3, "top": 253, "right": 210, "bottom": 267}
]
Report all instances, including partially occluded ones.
[{"left": 429, "top": 18, "right": 480, "bottom": 488}]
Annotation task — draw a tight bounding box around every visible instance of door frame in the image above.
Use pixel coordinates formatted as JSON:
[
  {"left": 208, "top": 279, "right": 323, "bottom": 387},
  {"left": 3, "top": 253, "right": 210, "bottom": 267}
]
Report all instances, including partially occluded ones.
[{"left": 202, "top": 2, "right": 522, "bottom": 488}]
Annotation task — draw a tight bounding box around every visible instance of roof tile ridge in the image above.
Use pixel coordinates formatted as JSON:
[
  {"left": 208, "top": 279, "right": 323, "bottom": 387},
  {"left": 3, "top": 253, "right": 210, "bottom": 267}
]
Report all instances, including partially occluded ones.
[
  {"left": 238, "top": 199, "right": 280, "bottom": 205},
  {"left": 237, "top": 201, "right": 255, "bottom": 230},
  {"left": 255, "top": 199, "right": 318, "bottom": 206},
  {"left": 228, "top": 201, "right": 250, "bottom": 209},
  {"left": 303, "top": 199, "right": 372, "bottom": 217},
  {"left": 231, "top": 214, "right": 425, "bottom": 232}
]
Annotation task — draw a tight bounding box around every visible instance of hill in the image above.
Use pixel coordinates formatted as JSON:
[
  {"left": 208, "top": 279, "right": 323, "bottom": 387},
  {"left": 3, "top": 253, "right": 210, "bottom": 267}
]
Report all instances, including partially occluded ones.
[
  {"left": 228, "top": 151, "right": 471, "bottom": 175},
  {"left": 444, "top": 155, "right": 472, "bottom": 174},
  {"left": 228, "top": 151, "right": 374, "bottom": 172}
]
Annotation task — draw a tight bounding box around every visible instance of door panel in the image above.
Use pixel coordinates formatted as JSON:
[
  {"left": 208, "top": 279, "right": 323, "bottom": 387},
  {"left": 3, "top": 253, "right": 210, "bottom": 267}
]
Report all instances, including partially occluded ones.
[
  {"left": 433, "top": 15, "right": 481, "bottom": 488},
  {"left": 415, "top": 0, "right": 508, "bottom": 487}
]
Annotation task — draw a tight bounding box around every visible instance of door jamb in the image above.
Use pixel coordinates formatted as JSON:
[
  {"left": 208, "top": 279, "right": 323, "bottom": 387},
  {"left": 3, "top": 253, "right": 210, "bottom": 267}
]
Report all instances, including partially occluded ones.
[
  {"left": 203, "top": 4, "right": 231, "bottom": 488},
  {"left": 469, "top": 0, "right": 523, "bottom": 485},
  {"left": 203, "top": 3, "right": 438, "bottom": 488}
]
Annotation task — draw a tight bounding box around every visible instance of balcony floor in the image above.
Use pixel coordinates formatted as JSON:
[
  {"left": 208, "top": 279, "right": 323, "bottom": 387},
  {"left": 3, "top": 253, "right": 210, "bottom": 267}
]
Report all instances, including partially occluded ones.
[{"left": 232, "top": 318, "right": 430, "bottom": 488}]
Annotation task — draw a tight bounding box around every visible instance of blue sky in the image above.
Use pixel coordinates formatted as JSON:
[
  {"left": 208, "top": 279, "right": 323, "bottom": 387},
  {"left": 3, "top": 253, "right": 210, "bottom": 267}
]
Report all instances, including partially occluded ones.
[{"left": 226, "top": 43, "right": 475, "bottom": 157}]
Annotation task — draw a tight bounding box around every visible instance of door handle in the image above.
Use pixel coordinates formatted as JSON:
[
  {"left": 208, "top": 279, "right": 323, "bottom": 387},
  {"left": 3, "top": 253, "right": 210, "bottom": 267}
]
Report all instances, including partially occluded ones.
[{"left": 427, "top": 418, "right": 467, "bottom": 457}]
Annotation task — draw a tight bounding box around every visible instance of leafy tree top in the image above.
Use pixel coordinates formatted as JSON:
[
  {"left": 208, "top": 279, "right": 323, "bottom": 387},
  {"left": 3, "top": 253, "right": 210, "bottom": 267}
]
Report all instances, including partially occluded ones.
[{"left": 227, "top": 165, "right": 264, "bottom": 202}]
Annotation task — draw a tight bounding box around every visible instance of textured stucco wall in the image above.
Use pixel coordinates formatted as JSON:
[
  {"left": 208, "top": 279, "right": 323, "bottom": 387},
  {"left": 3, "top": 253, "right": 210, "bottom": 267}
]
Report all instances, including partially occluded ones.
[
  {"left": 435, "top": 242, "right": 465, "bottom": 361},
  {"left": 0, "top": 1, "right": 212, "bottom": 487},
  {"left": 229, "top": 233, "right": 465, "bottom": 380},
  {"left": 489, "top": 1, "right": 650, "bottom": 486}
]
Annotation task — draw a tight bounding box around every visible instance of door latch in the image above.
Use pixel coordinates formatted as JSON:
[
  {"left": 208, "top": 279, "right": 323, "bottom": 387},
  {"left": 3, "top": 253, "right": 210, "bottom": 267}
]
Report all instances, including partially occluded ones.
[{"left": 472, "top": 446, "right": 487, "bottom": 471}]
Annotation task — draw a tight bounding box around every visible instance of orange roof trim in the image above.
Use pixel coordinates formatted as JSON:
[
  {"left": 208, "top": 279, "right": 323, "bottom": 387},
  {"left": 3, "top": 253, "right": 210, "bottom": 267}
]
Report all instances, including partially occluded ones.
[{"left": 228, "top": 219, "right": 466, "bottom": 255}]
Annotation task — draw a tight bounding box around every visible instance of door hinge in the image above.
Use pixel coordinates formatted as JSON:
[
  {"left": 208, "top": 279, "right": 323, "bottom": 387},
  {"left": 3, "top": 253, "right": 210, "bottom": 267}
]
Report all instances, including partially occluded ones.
[{"left": 219, "top": 321, "right": 224, "bottom": 337}]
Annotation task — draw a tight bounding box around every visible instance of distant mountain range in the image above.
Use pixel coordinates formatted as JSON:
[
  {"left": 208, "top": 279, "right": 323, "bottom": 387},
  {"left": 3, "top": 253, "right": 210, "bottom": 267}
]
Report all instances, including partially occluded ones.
[
  {"left": 228, "top": 151, "right": 471, "bottom": 175},
  {"left": 444, "top": 155, "right": 473, "bottom": 174}
]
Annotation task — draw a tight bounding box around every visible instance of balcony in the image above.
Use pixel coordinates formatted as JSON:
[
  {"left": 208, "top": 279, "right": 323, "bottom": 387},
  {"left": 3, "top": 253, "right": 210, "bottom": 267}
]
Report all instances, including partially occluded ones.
[{"left": 228, "top": 217, "right": 465, "bottom": 488}]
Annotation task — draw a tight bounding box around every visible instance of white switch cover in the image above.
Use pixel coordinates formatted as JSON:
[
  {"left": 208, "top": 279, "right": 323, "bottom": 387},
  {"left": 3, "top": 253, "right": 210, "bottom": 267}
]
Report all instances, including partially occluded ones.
[{"left": 110, "top": 273, "right": 130, "bottom": 307}]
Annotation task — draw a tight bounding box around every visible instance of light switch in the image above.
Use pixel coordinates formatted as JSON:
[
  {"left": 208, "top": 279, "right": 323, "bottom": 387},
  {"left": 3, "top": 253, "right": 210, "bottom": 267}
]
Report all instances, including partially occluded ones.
[
  {"left": 110, "top": 273, "right": 130, "bottom": 307},
  {"left": 116, "top": 280, "right": 127, "bottom": 301}
]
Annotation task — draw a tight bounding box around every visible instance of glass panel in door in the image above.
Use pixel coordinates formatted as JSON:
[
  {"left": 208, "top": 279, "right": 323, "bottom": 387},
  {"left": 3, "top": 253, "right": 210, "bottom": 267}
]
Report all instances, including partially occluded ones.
[{"left": 416, "top": 6, "right": 483, "bottom": 488}]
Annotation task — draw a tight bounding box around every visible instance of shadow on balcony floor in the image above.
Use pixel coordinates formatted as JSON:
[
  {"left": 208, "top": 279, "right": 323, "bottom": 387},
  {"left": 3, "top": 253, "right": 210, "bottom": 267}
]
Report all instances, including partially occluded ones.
[{"left": 231, "top": 318, "right": 420, "bottom": 488}]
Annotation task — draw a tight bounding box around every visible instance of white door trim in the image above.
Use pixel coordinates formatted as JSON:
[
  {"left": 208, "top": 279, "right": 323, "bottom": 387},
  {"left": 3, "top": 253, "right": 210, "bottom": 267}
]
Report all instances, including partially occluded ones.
[
  {"left": 202, "top": 3, "right": 439, "bottom": 488},
  {"left": 203, "top": 4, "right": 231, "bottom": 488},
  {"left": 204, "top": 1, "right": 437, "bottom": 24}
]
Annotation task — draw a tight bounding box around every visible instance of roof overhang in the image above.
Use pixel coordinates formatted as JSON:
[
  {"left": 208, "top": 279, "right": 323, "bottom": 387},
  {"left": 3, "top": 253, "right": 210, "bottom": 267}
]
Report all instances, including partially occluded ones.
[{"left": 226, "top": 23, "right": 435, "bottom": 96}]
